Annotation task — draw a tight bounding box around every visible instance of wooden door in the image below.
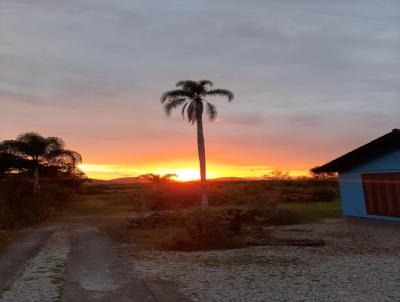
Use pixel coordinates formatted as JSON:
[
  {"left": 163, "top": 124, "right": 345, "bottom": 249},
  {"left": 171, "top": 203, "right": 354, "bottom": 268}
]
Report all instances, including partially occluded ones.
[{"left": 362, "top": 172, "right": 400, "bottom": 217}]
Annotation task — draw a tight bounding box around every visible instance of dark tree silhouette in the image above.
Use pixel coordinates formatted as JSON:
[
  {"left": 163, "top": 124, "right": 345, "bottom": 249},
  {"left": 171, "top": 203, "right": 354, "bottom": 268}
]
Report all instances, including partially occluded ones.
[
  {"left": 161, "top": 80, "right": 234, "bottom": 208},
  {"left": 0, "top": 132, "right": 83, "bottom": 192},
  {"left": 137, "top": 173, "right": 177, "bottom": 185}
]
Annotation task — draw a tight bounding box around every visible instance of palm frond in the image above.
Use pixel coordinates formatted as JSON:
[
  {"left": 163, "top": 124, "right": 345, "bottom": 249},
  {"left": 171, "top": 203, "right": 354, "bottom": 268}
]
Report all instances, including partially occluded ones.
[
  {"left": 45, "top": 136, "right": 65, "bottom": 154},
  {"left": 62, "top": 149, "right": 82, "bottom": 165},
  {"left": 164, "top": 98, "right": 187, "bottom": 116},
  {"left": 181, "top": 102, "right": 189, "bottom": 118},
  {"left": 176, "top": 80, "right": 198, "bottom": 91},
  {"left": 186, "top": 102, "right": 197, "bottom": 124},
  {"left": 161, "top": 89, "right": 191, "bottom": 103},
  {"left": 206, "top": 102, "right": 217, "bottom": 121},
  {"left": 16, "top": 132, "right": 43, "bottom": 143},
  {"left": 137, "top": 173, "right": 156, "bottom": 179},
  {"left": 161, "top": 173, "right": 177, "bottom": 181},
  {"left": 198, "top": 80, "right": 214, "bottom": 89},
  {"left": 47, "top": 149, "right": 82, "bottom": 166},
  {"left": 206, "top": 89, "right": 234, "bottom": 102},
  {"left": 161, "top": 81, "right": 234, "bottom": 126},
  {"left": 16, "top": 132, "right": 49, "bottom": 158},
  {"left": 137, "top": 173, "right": 161, "bottom": 184}
]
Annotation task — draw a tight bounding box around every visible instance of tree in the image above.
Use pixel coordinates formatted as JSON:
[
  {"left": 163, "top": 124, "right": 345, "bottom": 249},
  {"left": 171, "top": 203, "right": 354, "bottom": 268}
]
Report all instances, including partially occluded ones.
[
  {"left": 309, "top": 168, "right": 337, "bottom": 180},
  {"left": 137, "top": 173, "right": 177, "bottom": 185},
  {"left": 263, "top": 170, "right": 291, "bottom": 180},
  {"left": 0, "top": 132, "right": 83, "bottom": 193},
  {"left": 161, "top": 80, "right": 234, "bottom": 208}
]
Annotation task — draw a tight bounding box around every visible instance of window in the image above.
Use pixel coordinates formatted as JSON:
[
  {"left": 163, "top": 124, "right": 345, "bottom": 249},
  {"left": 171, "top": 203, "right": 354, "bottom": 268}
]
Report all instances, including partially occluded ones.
[{"left": 362, "top": 172, "right": 400, "bottom": 217}]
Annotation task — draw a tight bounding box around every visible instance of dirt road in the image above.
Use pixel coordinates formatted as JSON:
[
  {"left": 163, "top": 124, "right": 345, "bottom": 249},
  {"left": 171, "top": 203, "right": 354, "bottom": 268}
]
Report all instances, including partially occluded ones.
[{"left": 0, "top": 218, "right": 188, "bottom": 302}]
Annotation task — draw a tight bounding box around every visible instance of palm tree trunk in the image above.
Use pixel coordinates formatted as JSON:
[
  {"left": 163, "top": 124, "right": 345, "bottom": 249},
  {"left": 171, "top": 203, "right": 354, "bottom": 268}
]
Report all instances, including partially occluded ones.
[{"left": 196, "top": 114, "right": 208, "bottom": 208}]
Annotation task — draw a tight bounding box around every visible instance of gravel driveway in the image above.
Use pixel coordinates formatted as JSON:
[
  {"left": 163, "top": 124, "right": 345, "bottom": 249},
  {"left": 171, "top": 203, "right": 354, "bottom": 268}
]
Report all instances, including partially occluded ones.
[
  {"left": 131, "top": 218, "right": 400, "bottom": 302},
  {"left": 1, "top": 218, "right": 399, "bottom": 302},
  {"left": 0, "top": 222, "right": 187, "bottom": 302}
]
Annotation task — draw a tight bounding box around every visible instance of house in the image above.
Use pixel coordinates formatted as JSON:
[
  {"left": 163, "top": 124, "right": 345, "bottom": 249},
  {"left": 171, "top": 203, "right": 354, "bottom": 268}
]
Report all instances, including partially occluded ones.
[{"left": 313, "top": 129, "right": 400, "bottom": 222}]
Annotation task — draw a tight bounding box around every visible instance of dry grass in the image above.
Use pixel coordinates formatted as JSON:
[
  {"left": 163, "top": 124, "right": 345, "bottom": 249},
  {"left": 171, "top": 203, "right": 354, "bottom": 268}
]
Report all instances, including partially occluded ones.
[
  {"left": 102, "top": 205, "right": 333, "bottom": 251},
  {"left": 63, "top": 193, "right": 134, "bottom": 216},
  {"left": 69, "top": 180, "right": 340, "bottom": 251},
  {"left": 103, "top": 221, "right": 245, "bottom": 251}
]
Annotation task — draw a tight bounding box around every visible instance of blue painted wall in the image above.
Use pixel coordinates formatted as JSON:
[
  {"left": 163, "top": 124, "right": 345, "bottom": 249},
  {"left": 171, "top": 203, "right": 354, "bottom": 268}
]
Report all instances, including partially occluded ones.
[{"left": 338, "top": 149, "right": 400, "bottom": 222}]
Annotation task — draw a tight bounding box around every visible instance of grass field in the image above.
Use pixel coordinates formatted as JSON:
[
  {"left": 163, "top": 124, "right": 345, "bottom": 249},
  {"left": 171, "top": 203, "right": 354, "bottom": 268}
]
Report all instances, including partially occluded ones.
[
  {"left": 0, "top": 180, "right": 340, "bottom": 251},
  {"left": 63, "top": 193, "right": 134, "bottom": 216},
  {"left": 63, "top": 180, "right": 341, "bottom": 251},
  {"left": 62, "top": 183, "right": 151, "bottom": 215},
  {"left": 65, "top": 180, "right": 341, "bottom": 220},
  {"left": 280, "top": 200, "right": 341, "bottom": 223},
  {"left": 156, "top": 179, "right": 339, "bottom": 209}
]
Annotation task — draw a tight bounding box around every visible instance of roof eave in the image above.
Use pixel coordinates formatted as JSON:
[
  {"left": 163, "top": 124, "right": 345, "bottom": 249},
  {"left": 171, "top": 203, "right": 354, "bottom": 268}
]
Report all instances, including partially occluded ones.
[{"left": 312, "top": 129, "right": 400, "bottom": 174}]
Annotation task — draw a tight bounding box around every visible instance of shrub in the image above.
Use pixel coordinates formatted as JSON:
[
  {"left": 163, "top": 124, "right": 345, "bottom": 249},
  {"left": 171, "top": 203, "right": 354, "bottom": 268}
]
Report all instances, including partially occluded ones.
[
  {"left": 0, "top": 180, "right": 74, "bottom": 228},
  {"left": 80, "top": 184, "right": 115, "bottom": 195},
  {"left": 5, "top": 188, "right": 54, "bottom": 226},
  {"left": 147, "top": 192, "right": 170, "bottom": 210},
  {"left": 280, "top": 183, "right": 338, "bottom": 203},
  {"left": 145, "top": 183, "right": 200, "bottom": 210},
  {"left": 164, "top": 210, "right": 243, "bottom": 251},
  {"left": 184, "top": 210, "right": 227, "bottom": 241},
  {"left": 309, "top": 187, "right": 338, "bottom": 202},
  {"left": 265, "top": 207, "right": 302, "bottom": 225}
]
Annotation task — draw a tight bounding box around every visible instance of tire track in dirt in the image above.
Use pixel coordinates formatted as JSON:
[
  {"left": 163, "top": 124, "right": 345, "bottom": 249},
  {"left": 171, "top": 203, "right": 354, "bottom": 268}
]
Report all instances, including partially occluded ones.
[{"left": 0, "top": 231, "right": 70, "bottom": 302}]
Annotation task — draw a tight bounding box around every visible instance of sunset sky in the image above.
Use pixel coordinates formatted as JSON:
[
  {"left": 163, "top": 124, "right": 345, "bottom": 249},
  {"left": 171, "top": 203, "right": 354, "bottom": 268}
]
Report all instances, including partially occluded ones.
[{"left": 1, "top": 0, "right": 399, "bottom": 180}]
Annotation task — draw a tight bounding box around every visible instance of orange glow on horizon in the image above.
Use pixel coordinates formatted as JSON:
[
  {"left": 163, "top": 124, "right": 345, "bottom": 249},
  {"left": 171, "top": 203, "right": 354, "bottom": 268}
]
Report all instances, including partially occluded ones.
[
  {"left": 78, "top": 162, "right": 310, "bottom": 181},
  {"left": 160, "top": 168, "right": 200, "bottom": 181}
]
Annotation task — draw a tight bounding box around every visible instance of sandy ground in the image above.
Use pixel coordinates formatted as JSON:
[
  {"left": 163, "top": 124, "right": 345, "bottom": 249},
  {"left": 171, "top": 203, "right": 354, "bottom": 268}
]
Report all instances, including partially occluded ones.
[{"left": 129, "top": 218, "right": 400, "bottom": 302}]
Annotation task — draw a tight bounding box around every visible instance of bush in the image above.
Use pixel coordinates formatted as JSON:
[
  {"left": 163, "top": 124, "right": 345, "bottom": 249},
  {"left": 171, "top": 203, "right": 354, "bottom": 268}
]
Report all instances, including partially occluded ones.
[
  {"left": 0, "top": 180, "right": 74, "bottom": 228},
  {"left": 280, "top": 183, "right": 338, "bottom": 203},
  {"left": 44, "top": 184, "right": 73, "bottom": 204},
  {"left": 143, "top": 184, "right": 200, "bottom": 210},
  {"left": 309, "top": 188, "right": 338, "bottom": 202},
  {"left": 164, "top": 210, "right": 243, "bottom": 251},
  {"left": 184, "top": 210, "right": 227, "bottom": 241},
  {"left": 5, "top": 187, "right": 53, "bottom": 226},
  {"left": 266, "top": 207, "right": 302, "bottom": 225}
]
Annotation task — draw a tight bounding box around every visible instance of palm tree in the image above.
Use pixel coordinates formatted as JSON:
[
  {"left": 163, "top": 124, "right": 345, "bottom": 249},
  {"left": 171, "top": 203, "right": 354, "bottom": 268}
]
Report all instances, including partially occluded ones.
[
  {"left": 0, "top": 132, "right": 82, "bottom": 193},
  {"left": 137, "top": 173, "right": 177, "bottom": 185},
  {"left": 161, "top": 80, "right": 234, "bottom": 208}
]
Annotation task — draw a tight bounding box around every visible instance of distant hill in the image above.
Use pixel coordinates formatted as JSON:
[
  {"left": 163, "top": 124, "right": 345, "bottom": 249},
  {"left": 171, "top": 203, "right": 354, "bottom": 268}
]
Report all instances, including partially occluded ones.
[
  {"left": 209, "top": 177, "right": 248, "bottom": 182},
  {"left": 89, "top": 176, "right": 262, "bottom": 185},
  {"left": 89, "top": 177, "right": 149, "bottom": 185}
]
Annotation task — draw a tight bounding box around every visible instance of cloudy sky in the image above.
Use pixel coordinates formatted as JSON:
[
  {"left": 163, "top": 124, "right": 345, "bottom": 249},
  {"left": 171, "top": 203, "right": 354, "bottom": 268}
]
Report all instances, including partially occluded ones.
[{"left": 1, "top": 0, "right": 399, "bottom": 179}]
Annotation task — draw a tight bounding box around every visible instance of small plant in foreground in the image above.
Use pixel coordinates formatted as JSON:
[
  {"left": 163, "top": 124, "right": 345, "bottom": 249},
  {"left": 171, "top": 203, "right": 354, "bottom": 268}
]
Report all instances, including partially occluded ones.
[
  {"left": 126, "top": 192, "right": 146, "bottom": 219},
  {"left": 184, "top": 210, "right": 227, "bottom": 241}
]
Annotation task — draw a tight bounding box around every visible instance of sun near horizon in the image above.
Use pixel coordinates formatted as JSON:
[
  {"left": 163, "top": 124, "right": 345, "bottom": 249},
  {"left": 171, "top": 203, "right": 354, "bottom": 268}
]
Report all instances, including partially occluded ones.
[{"left": 78, "top": 162, "right": 310, "bottom": 181}]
